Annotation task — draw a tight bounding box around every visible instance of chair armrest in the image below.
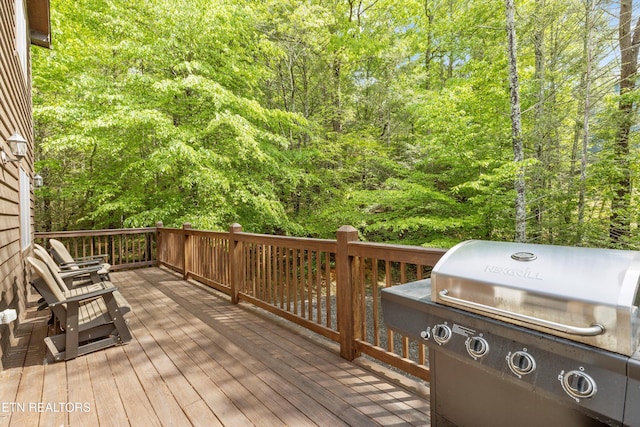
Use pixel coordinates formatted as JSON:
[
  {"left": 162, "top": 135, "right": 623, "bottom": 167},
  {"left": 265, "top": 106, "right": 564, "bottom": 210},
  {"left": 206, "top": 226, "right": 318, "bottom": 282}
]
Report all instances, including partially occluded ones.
[
  {"left": 50, "top": 286, "right": 119, "bottom": 307},
  {"left": 59, "top": 265, "right": 103, "bottom": 278},
  {"left": 59, "top": 259, "right": 103, "bottom": 269}
]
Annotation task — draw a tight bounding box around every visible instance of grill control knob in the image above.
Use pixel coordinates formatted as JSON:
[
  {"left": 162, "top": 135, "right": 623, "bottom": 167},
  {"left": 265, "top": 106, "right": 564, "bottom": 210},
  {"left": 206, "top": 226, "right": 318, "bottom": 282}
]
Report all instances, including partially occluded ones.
[
  {"left": 465, "top": 336, "right": 489, "bottom": 359},
  {"left": 560, "top": 370, "right": 597, "bottom": 401},
  {"left": 507, "top": 351, "right": 536, "bottom": 377},
  {"left": 432, "top": 324, "right": 452, "bottom": 345}
]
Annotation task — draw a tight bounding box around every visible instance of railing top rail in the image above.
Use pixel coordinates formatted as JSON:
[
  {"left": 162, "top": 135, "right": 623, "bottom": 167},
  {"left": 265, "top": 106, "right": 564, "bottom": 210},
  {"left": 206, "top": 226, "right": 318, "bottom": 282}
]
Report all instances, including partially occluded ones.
[
  {"left": 35, "top": 227, "right": 157, "bottom": 238},
  {"left": 235, "top": 232, "right": 338, "bottom": 252},
  {"left": 171, "top": 228, "right": 230, "bottom": 239},
  {"left": 348, "top": 240, "right": 447, "bottom": 265}
]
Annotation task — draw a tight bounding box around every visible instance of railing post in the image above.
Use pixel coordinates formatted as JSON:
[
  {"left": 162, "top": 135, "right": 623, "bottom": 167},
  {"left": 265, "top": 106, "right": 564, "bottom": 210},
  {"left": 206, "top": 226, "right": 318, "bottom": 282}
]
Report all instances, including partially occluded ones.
[
  {"left": 155, "top": 221, "right": 163, "bottom": 266},
  {"left": 183, "top": 223, "right": 192, "bottom": 280},
  {"left": 336, "top": 225, "right": 360, "bottom": 361},
  {"left": 229, "top": 223, "right": 243, "bottom": 304}
]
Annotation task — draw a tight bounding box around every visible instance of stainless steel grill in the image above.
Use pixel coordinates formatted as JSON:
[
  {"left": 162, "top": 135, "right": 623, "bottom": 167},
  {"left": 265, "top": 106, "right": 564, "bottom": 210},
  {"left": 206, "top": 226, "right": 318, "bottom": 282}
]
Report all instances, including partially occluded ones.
[
  {"left": 382, "top": 240, "right": 640, "bottom": 427},
  {"left": 431, "top": 240, "right": 640, "bottom": 356}
]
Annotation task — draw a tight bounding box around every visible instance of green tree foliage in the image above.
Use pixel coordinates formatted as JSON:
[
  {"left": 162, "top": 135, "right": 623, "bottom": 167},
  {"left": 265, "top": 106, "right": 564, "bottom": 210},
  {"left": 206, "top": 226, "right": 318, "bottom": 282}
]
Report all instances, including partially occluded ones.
[
  {"left": 34, "top": 0, "right": 639, "bottom": 249},
  {"left": 34, "top": 0, "right": 307, "bottom": 233}
]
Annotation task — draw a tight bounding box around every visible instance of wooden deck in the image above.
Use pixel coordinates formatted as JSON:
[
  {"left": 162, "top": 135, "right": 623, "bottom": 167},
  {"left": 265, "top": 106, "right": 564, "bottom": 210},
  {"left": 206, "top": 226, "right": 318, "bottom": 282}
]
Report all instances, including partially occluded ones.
[{"left": 0, "top": 267, "right": 430, "bottom": 426}]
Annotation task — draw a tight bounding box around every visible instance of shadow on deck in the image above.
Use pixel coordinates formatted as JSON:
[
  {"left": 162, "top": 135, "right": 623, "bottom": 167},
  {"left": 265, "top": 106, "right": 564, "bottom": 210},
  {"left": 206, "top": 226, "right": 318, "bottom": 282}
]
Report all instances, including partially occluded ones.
[{"left": 0, "top": 267, "right": 430, "bottom": 426}]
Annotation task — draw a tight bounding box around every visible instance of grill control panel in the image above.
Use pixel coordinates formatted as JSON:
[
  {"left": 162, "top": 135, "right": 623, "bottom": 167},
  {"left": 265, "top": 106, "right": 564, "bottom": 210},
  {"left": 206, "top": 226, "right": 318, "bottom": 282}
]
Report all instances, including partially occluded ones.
[
  {"left": 418, "top": 317, "right": 608, "bottom": 403},
  {"left": 411, "top": 310, "right": 626, "bottom": 421},
  {"left": 382, "top": 280, "right": 629, "bottom": 424}
]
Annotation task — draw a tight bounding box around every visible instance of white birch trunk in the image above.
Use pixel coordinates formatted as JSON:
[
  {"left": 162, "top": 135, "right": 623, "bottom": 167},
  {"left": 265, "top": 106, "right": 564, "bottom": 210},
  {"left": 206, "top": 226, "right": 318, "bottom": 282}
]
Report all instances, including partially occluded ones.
[
  {"left": 577, "top": 0, "right": 595, "bottom": 244},
  {"left": 505, "top": 0, "right": 526, "bottom": 242}
]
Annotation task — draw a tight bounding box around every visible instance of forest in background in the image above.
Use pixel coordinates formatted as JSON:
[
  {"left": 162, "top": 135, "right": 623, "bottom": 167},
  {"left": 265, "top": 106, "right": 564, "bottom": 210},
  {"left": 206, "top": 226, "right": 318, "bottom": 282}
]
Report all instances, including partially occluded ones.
[{"left": 32, "top": 0, "right": 639, "bottom": 249}]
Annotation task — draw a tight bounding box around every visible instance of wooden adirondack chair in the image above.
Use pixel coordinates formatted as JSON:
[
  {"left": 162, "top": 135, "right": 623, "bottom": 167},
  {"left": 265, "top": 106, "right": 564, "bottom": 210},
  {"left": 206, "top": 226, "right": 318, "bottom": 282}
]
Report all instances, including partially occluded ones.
[
  {"left": 34, "top": 244, "right": 106, "bottom": 287},
  {"left": 48, "top": 238, "right": 111, "bottom": 280},
  {"left": 33, "top": 246, "right": 130, "bottom": 310},
  {"left": 27, "top": 257, "right": 132, "bottom": 362}
]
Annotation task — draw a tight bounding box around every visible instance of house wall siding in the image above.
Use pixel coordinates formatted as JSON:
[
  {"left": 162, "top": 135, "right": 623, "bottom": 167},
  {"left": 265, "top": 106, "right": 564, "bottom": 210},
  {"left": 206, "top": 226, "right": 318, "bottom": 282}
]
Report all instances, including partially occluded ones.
[{"left": 0, "top": 0, "right": 36, "bottom": 369}]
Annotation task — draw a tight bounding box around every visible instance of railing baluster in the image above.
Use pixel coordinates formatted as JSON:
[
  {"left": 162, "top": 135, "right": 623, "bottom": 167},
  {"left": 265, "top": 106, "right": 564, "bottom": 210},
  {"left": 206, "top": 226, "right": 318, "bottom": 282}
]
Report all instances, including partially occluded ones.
[
  {"left": 294, "top": 249, "right": 298, "bottom": 315},
  {"left": 278, "top": 248, "right": 283, "bottom": 310},
  {"left": 372, "top": 259, "right": 379, "bottom": 347},
  {"left": 358, "top": 256, "right": 366, "bottom": 340},
  {"left": 315, "top": 251, "right": 321, "bottom": 325},
  {"left": 306, "top": 250, "right": 312, "bottom": 320},
  {"left": 326, "top": 253, "right": 332, "bottom": 329}
]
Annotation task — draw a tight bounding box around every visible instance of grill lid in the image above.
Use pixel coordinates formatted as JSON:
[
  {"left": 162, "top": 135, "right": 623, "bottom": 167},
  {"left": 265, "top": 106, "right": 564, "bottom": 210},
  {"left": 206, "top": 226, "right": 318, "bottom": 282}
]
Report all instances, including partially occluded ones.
[{"left": 431, "top": 240, "right": 640, "bottom": 356}]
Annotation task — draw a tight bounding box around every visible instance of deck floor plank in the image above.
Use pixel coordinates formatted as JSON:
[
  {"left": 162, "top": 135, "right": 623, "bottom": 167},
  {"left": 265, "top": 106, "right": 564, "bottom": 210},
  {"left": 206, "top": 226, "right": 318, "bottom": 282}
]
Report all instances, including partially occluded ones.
[
  {"left": 123, "top": 281, "right": 226, "bottom": 427},
  {"left": 8, "top": 314, "right": 49, "bottom": 427},
  {"left": 142, "top": 274, "right": 355, "bottom": 427},
  {"left": 121, "top": 332, "right": 193, "bottom": 426},
  {"left": 85, "top": 349, "right": 131, "bottom": 427},
  {"left": 0, "top": 311, "right": 43, "bottom": 427},
  {"left": 104, "top": 344, "right": 162, "bottom": 427},
  {"left": 0, "top": 267, "right": 429, "bottom": 426},
  {"left": 65, "top": 355, "right": 98, "bottom": 427},
  {"left": 39, "top": 356, "right": 68, "bottom": 427}
]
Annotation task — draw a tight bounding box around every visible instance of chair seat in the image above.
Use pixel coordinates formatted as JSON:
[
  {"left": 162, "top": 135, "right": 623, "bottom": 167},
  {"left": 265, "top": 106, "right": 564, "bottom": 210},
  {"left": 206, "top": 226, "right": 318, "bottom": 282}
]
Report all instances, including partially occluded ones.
[
  {"left": 77, "top": 297, "right": 128, "bottom": 331},
  {"left": 66, "top": 283, "right": 130, "bottom": 310}
]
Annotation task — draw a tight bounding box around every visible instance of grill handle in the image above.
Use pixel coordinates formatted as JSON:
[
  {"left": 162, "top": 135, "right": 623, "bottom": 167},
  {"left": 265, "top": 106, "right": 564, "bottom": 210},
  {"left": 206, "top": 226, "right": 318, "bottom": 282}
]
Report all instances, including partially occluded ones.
[{"left": 438, "top": 289, "right": 605, "bottom": 337}]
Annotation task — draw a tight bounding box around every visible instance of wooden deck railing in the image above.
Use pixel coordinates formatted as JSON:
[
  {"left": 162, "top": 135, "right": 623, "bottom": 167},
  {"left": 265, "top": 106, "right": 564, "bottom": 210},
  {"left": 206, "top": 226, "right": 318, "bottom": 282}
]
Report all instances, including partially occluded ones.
[
  {"left": 156, "top": 222, "right": 446, "bottom": 381},
  {"left": 35, "top": 223, "right": 447, "bottom": 381},
  {"left": 34, "top": 228, "right": 157, "bottom": 271}
]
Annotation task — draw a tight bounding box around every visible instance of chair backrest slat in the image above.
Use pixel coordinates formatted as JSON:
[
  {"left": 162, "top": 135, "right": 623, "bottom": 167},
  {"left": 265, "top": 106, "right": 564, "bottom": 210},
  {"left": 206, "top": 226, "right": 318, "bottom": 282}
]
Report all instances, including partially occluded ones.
[
  {"left": 33, "top": 246, "right": 71, "bottom": 293},
  {"left": 27, "top": 257, "right": 66, "bottom": 303},
  {"left": 49, "top": 239, "right": 77, "bottom": 268}
]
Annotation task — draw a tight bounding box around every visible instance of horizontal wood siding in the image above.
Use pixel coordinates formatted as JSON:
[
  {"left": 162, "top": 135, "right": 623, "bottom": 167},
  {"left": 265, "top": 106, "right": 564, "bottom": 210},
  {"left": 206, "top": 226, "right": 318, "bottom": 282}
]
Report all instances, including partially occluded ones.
[{"left": 0, "top": 0, "right": 36, "bottom": 370}]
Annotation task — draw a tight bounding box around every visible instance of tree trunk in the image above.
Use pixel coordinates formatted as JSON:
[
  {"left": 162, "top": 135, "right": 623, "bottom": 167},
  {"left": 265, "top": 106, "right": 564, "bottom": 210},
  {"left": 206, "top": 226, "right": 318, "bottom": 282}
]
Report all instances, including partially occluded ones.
[
  {"left": 610, "top": 0, "right": 639, "bottom": 244},
  {"left": 577, "top": 0, "right": 595, "bottom": 244},
  {"left": 332, "top": 57, "right": 343, "bottom": 133},
  {"left": 424, "top": 0, "right": 434, "bottom": 90},
  {"left": 532, "top": 0, "right": 545, "bottom": 239},
  {"left": 506, "top": 0, "right": 526, "bottom": 242}
]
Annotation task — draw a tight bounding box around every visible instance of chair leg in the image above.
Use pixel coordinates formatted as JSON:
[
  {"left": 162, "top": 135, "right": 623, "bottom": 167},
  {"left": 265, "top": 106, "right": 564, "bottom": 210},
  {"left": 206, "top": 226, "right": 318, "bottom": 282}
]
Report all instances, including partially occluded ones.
[
  {"left": 44, "top": 334, "right": 65, "bottom": 362},
  {"left": 64, "top": 301, "right": 80, "bottom": 360},
  {"left": 103, "top": 293, "right": 132, "bottom": 343}
]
